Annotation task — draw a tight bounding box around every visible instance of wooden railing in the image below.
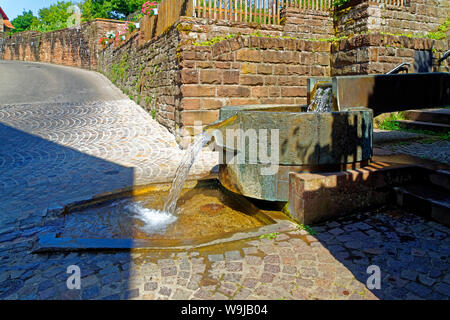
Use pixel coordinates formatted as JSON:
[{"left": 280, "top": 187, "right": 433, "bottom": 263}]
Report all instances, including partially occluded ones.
[
  {"left": 372, "top": 0, "right": 407, "bottom": 5},
  {"left": 141, "top": 0, "right": 192, "bottom": 40},
  {"left": 141, "top": 0, "right": 407, "bottom": 40},
  {"left": 284, "top": 0, "right": 334, "bottom": 11},
  {"left": 156, "top": 0, "right": 193, "bottom": 35},
  {"left": 193, "top": 0, "right": 283, "bottom": 24}
]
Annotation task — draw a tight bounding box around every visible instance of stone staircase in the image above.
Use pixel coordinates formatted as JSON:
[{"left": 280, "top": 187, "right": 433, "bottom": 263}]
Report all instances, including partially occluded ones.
[
  {"left": 394, "top": 169, "right": 450, "bottom": 227},
  {"left": 396, "top": 108, "right": 450, "bottom": 133}
]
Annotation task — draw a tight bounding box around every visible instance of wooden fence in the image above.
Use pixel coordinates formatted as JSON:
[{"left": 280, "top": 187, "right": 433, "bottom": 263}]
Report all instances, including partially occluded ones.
[
  {"left": 283, "top": 0, "right": 334, "bottom": 11},
  {"left": 141, "top": 0, "right": 407, "bottom": 40},
  {"left": 193, "top": 0, "right": 283, "bottom": 25},
  {"left": 141, "top": 0, "right": 192, "bottom": 40}
]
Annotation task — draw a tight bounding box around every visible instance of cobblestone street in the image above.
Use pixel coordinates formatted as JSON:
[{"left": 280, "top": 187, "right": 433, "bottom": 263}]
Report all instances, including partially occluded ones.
[{"left": 0, "top": 62, "right": 449, "bottom": 300}]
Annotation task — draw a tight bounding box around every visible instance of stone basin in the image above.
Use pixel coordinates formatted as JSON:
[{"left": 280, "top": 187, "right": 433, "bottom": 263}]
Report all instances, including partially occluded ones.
[{"left": 207, "top": 105, "right": 373, "bottom": 202}]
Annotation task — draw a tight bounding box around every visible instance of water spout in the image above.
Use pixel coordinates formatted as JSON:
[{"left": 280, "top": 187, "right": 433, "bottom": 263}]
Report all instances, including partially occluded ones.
[
  {"left": 307, "top": 86, "right": 333, "bottom": 113},
  {"left": 163, "top": 132, "right": 212, "bottom": 214}
]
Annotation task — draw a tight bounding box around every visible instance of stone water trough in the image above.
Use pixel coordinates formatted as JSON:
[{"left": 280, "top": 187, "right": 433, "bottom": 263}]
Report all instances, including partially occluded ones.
[
  {"left": 207, "top": 104, "right": 373, "bottom": 202},
  {"left": 206, "top": 72, "right": 450, "bottom": 223}
]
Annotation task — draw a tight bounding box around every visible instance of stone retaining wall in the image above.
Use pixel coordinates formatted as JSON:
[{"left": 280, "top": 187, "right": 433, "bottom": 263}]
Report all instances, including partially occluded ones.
[
  {"left": 283, "top": 7, "right": 334, "bottom": 40},
  {"left": 98, "top": 27, "right": 181, "bottom": 132},
  {"left": 335, "top": 0, "right": 450, "bottom": 37},
  {"left": 0, "top": 19, "right": 125, "bottom": 69},
  {"left": 2, "top": 3, "right": 448, "bottom": 139},
  {"left": 98, "top": 18, "right": 331, "bottom": 139},
  {"left": 331, "top": 33, "right": 449, "bottom": 75},
  {"left": 177, "top": 32, "right": 331, "bottom": 136}
]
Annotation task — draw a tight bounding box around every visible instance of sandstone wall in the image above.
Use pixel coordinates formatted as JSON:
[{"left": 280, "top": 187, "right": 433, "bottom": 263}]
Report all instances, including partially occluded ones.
[
  {"left": 2, "top": 3, "right": 448, "bottom": 139},
  {"left": 0, "top": 19, "right": 125, "bottom": 69},
  {"left": 335, "top": 0, "right": 450, "bottom": 37},
  {"left": 283, "top": 7, "right": 334, "bottom": 40},
  {"left": 331, "top": 33, "right": 449, "bottom": 76},
  {"left": 177, "top": 32, "right": 331, "bottom": 136},
  {"left": 98, "top": 19, "right": 331, "bottom": 139},
  {"left": 177, "top": 7, "right": 334, "bottom": 44},
  {"left": 98, "top": 27, "right": 181, "bottom": 132}
]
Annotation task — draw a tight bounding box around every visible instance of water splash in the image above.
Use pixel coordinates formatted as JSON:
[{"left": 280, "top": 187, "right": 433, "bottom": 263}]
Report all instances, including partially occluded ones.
[
  {"left": 307, "top": 87, "right": 333, "bottom": 113},
  {"left": 163, "top": 132, "right": 212, "bottom": 214},
  {"left": 125, "top": 202, "right": 177, "bottom": 234}
]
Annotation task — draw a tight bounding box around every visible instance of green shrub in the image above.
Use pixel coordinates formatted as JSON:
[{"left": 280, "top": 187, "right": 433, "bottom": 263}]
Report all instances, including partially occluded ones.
[{"left": 427, "top": 19, "right": 450, "bottom": 40}]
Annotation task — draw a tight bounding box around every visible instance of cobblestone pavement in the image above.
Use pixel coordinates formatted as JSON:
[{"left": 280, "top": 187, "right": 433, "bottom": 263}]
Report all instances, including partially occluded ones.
[
  {"left": 0, "top": 63, "right": 448, "bottom": 300},
  {"left": 1, "top": 210, "right": 449, "bottom": 300},
  {"left": 373, "top": 129, "right": 450, "bottom": 165}
]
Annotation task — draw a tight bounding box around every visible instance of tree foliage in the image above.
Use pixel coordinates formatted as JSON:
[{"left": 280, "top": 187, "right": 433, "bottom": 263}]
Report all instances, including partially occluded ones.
[
  {"left": 10, "top": 0, "right": 154, "bottom": 33},
  {"left": 30, "top": 1, "right": 75, "bottom": 32},
  {"left": 10, "top": 10, "right": 38, "bottom": 33}
]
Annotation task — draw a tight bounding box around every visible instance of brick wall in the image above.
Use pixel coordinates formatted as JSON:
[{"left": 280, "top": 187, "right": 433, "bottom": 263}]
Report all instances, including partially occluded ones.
[
  {"left": 0, "top": 19, "right": 125, "bottom": 69},
  {"left": 331, "top": 33, "right": 449, "bottom": 76},
  {"left": 335, "top": 0, "right": 450, "bottom": 37},
  {"left": 99, "top": 27, "right": 181, "bottom": 132},
  {"left": 98, "top": 19, "right": 331, "bottom": 140},
  {"left": 178, "top": 33, "right": 331, "bottom": 136},
  {"left": 283, "top": 7, "right": 334, "bottom": 40},
  {"left": 178, "top": 8, "right": 334, "bottom": 45},
  {"left": 2, "top": 4, "right": 448, "bottom": 140}
]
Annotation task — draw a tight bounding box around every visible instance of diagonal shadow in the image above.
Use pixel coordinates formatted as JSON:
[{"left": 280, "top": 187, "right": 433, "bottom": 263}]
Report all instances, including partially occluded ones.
[
  {"left": 293, "top": 111, "right": 449, "bottom": 300},
  {"left": 0, "top": 123, "right": 135, "bottom": 300}
]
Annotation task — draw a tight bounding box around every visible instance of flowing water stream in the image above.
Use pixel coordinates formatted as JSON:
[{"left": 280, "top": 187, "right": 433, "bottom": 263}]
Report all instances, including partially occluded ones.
[
  {"left": 130, "top": 86, "right": 332, "bottom": 233},
  {"left": 163, "top": 132, "right": 212, "bottom": 214},
  {"left": 307, "top": 86, "right": 333, "bottom": 113},
  {"left": 125, "top": 132, "right": 212, "bottom": 233}
]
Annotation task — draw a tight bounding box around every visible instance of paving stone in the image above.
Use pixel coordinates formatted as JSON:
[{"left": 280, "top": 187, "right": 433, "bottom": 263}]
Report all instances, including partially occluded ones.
[
  {"left": 260, "top": 273, "right": 275, "bottom": 283},
  {"left": 264, "top": 264, "right": 281, "bottom": 273},
  {"left": 263, "top": 255, "right": 280, "bottom": 264},
  {"left": 158, "top": 286, "right": 172, "bottom": 297},
  {"left": 172, "top": 288, "right": 192, "bottom": 300},
  {"left": 225, "top": 250, "right": 242, "bottom": 261},
  {"left": 433, "top": 283, "right": 450, "bottom": 297},
  {"left": 161, "top": 266, "right": 177, "bottom": 277},
  {"left": 207, "top": 254, "right": 224, "bottom": 262},
  {"left": 124, "top": 288, "right": 140, "bottom": 299},
  {"left": 102, "top": 294, "right": 121, "bottom": 300},
  {"left": 144, "top": 282, "right": 158, "bottom": 291},
  {"left": 82, "top": 285, "right": 99, "bottom": 300},
  {"left": 242, "top": 247, "right": 259, "bottom": 255},
  {"left": 405, "top": 282, "right": 432, "bottom": 298},
  {"left": 225, "top": 262, "right": 243, "bottom": 272},
  {"left": 282, "top": 265, "right": 297, "bottom": 274},
  {"left": 246, "top": 255, "right": 262, "bottom": 265},
  {"left": 39, "top": 287, "right": 55, "bottom": 300},
  {"left": 224, "top": 273, "right": 242, "bottom": 282},
  {"left": 328, "top": 228, "right": 344, "bottom": 236},
  {"left": 417, "top": 274, "right": 436, "bottom": 287}
]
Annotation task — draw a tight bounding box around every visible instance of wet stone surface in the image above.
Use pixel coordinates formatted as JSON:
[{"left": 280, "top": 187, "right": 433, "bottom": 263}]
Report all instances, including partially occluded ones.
[{"left": 0, "top": 209, "right": 449, "bottom": 300}]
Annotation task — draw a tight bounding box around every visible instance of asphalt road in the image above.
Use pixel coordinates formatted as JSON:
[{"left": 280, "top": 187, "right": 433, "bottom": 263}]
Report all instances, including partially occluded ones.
[{"left": 0, "top": 60, "right": 124, "bottom": 104}]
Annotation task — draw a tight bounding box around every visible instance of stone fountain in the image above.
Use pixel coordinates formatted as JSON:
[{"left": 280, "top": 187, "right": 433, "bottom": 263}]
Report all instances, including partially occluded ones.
[{"left": 206, "top": 72, "right": 450, "bottom": 205}]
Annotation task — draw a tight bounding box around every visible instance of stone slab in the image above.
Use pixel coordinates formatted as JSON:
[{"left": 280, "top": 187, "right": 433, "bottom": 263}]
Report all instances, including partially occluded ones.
[{"left": 288, "top": 162, "right": 418, "bottom": 224}]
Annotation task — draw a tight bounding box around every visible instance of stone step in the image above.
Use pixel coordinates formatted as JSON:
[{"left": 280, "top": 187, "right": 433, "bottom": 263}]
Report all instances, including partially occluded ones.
[
  {"left": 396, "top": 120, "right": 450, "bottom": 133},
  {"left": 402, "top": 109, "right": 450, "bottom": 125},
  {"left": 425, "top": 169, "right": 450, "bottom": 192},
  {"left": 394, "top": 184, "right": 450, "bottom": 227}
]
